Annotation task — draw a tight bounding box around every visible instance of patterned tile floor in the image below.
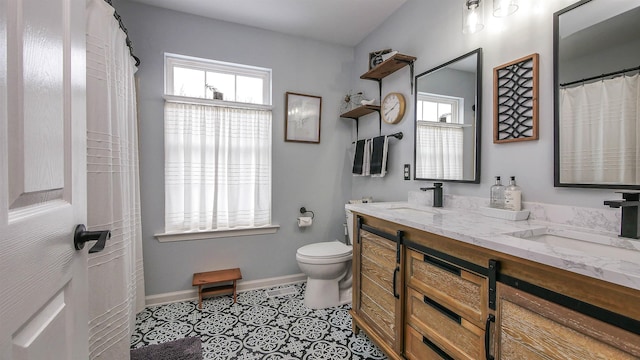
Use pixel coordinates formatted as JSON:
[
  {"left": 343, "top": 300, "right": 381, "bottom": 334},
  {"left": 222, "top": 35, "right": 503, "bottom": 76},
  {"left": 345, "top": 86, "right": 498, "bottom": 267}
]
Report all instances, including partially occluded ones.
[{"left": 131, "top": 283, "right": 388, "bottom": 359}]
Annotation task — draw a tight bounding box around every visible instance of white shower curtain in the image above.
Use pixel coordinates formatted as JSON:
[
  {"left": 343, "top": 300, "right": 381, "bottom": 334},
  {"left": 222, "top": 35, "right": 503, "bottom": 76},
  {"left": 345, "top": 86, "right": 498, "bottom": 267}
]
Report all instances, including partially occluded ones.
[
  {"left": 86, "top": 1, "right": 145, "bottom": 359},
  {"left": 560, "top": 73, "right": 640, "bottom": 184}
]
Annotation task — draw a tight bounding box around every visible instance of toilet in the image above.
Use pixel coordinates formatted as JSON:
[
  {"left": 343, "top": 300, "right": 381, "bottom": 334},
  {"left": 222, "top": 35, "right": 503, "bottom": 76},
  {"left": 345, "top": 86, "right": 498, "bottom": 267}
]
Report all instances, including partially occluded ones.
[{"left": 296, "top": 210, "right": 354, "bottom": 309}]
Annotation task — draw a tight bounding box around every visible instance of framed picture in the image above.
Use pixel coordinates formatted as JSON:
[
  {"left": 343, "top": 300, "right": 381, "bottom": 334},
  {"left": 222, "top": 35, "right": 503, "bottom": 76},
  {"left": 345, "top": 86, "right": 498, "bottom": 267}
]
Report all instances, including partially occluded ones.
[{"left": 285, "top": 92, "right": 322, "bottom": 143}]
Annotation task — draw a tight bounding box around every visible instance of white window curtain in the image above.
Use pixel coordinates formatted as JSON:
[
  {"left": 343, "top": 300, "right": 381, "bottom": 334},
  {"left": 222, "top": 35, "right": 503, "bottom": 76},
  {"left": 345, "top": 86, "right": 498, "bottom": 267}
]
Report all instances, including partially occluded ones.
[
  {"left": 560, "top": 73, "right": 640, "bottom": 184},
  {"left": 86, "top": 0, "right": 145, "bottom": 359},
  {"left": 164, "top": 101, "right": 272, "bottom": 232},
  {"left": 416, "top": 123, "right": 464, "bottom": 180}
]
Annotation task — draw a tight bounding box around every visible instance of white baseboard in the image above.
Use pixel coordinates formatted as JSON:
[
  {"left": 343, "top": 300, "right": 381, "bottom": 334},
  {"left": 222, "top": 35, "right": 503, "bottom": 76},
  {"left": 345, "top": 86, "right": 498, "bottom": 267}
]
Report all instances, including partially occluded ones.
[
  {"left": 145, "top": 289, "right": 198, "bottom": 307},
  {"left": 145, "top": 273, "right": 307, "bottom": 307},
  {"left": 237, "top": 273, "right": 306, "bottom": 292}
]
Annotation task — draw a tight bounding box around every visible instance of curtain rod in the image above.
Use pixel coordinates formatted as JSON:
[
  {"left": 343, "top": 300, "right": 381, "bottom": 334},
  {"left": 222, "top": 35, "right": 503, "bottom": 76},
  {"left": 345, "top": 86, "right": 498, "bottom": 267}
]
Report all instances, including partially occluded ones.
[
  {"left": 560, "top": 65, "right": 639, "bottom": 87},
  {"left": 351, "top": 132, "right": 403, "bottom": 144},
  {"left": 104, "top": 0, "right": 141, "bottom": 67}
]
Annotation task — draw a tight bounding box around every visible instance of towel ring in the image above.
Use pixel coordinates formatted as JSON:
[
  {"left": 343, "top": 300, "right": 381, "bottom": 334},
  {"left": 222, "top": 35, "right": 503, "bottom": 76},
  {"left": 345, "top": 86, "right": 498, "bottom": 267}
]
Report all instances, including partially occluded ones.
[{"left": 299, "top": 207, "right": 315, "bottom": 219}]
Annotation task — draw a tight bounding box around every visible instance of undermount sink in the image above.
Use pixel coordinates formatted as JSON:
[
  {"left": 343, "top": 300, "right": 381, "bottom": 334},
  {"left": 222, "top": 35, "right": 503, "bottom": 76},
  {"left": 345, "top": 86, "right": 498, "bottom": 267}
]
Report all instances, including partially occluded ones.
[
  {"left": 505, "top": 227, "right": 640, "bottom": 263},
  {"left": 386, "top": 205, "right": 450, "bottom": 216}
]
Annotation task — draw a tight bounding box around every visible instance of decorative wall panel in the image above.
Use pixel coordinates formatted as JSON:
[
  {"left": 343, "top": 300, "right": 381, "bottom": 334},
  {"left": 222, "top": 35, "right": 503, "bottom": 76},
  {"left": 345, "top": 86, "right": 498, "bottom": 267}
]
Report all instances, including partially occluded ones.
[{"left": 493, "top": 54, "right": 539, "bottom": 143}]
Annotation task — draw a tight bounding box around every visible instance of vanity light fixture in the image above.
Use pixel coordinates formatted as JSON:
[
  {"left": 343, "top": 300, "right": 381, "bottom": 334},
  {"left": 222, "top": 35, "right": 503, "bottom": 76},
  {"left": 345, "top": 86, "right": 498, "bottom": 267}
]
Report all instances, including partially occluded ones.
[
  {"left": 493, "top": 0, "right": 519, "bottom": 17},
  {"left": 463, "top": 0, "right": 485, "bottom": 34}
]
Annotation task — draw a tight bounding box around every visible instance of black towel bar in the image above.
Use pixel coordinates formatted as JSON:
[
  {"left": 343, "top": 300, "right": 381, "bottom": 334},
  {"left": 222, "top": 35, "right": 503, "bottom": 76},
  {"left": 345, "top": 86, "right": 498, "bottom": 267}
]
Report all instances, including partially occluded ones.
[{"left": 351, "top": 132, "right": 403, "bottom": 144}]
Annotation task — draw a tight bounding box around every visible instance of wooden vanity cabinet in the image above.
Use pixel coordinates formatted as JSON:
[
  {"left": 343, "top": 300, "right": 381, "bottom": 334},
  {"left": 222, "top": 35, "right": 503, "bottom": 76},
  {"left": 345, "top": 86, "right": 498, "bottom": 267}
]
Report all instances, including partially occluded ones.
[
  {"left": 351, "top": 216, "right": 404, "bottom": 359},
  {"left": 350, "top": 213, "right": 640, "bottom": 360},
  {"left": 495, "top": 283, "right": 640, "bottom": 359}
]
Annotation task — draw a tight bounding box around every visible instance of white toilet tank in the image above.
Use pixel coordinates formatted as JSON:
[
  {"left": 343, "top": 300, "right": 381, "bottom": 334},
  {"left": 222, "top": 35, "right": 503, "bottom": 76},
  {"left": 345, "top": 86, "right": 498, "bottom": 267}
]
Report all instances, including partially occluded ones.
[{"left": 346, "top": 209, "right": 354, "bottom": 245}]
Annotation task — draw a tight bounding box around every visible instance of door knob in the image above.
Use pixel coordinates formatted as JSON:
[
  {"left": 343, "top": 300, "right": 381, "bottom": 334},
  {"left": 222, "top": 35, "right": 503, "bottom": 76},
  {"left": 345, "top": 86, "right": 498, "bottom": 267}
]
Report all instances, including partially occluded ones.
[{"left": 74, "top": 224, "right": 111, "bottom": 253}]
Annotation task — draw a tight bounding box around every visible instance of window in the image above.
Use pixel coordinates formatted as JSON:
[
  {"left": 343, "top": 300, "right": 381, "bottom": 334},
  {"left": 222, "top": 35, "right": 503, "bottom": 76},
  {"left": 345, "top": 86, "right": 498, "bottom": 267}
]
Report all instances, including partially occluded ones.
[
  {"left": 160, "top": 54, "right": 275, "bottom": 240},
  {"left": 165, "top": 54, "right": 271, "bottom": 105},
  {"left": 416, "top": 93, "right": 462, "bottom": 124},
  {"left": 416, "top": 93, "right": 464, "bottom": 179}
]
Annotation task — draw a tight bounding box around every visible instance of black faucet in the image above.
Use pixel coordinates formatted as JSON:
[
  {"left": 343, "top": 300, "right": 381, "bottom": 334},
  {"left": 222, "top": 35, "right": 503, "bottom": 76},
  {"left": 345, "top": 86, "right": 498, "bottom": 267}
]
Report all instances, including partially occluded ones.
[
  {"left": 604, "top": 192, "right": 640, "bottom": 239},
  {"left": 420, "top": 183, "right": 443, "bottom": 208}
]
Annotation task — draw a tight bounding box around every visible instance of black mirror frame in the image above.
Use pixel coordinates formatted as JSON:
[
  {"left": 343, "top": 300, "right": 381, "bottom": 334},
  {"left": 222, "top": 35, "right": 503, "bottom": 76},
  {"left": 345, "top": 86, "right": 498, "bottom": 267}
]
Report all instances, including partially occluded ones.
[
  {"left": 413, "top": 48, "right": 482, "bottom": 184},
  {"left": 553, "top": 0, "right": 640, "bottom": 190}
]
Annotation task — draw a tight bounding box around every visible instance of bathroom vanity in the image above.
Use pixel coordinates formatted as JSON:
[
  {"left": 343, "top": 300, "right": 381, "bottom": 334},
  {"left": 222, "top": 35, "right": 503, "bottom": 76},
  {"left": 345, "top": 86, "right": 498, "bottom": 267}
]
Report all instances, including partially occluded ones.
[{"left": 347, "top": 202, "right": 640, "bottom": 360}]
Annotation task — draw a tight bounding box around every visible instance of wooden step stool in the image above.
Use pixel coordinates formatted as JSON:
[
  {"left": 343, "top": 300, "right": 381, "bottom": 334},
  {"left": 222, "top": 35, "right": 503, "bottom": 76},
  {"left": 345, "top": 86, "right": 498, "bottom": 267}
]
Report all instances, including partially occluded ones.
[{"left": 192, "top": 268, "right": 242, "bottom": 309}]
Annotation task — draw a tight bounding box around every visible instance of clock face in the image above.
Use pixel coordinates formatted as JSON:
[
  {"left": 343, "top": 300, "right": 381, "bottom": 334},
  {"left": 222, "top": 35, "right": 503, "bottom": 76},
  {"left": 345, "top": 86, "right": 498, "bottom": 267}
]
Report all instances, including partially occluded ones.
[{"left": 382, "top": 92, "right": 406, "bottom": 124}]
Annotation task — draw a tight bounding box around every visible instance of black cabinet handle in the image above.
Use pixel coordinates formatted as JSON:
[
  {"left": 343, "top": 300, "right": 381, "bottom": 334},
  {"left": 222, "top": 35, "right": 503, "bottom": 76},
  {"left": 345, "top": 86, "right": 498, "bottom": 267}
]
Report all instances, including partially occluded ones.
[
  {"left": 392, "top": 266, "right": 400, "bottom": 299},
  {"left": 423, "top": 254, "right": 461, "bottom": 276},
  {"left": 74, "top": 224, "right": 111, "bottom": 253},
  {"left": 485, "top": 314, "right": 495, "bottom": 360},
  {"left": 422, "top": 336, "right": 454, "bottom": 360},
  {"left": 423, "top": 295, "right": 461, "bottom": 324}
]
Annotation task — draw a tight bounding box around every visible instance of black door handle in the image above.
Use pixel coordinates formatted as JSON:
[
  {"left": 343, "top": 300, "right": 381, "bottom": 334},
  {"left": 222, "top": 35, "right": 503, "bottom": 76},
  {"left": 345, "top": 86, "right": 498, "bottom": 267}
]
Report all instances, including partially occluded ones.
[
  {"left": 74, "top": 224, "right": 111, "bottom": 253},
  {"left": 485, "top": 314, "right": 495, "bottom": 360},
  {"left": 392, "top": 266, "right": 400, "bottom": 299}
]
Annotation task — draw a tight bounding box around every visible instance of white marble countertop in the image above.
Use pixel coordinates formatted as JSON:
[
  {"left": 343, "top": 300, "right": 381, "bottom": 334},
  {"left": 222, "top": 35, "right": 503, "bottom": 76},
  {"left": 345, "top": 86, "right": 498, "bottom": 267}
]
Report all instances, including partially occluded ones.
[{"left": 346, "top": 201, "right": 640, "bottom": 292}]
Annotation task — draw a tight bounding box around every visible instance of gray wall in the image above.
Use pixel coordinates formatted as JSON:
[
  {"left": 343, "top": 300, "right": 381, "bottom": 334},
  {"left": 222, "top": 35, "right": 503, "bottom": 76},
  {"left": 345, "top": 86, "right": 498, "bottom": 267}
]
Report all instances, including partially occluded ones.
[
  {"left": 115, "top": 0, "right": 354, "bottom": 296},
  {"left": 118, "top": 0, "right": 628, "bottom": 297},
  {"left": 351, "top": 0, "right": 618, "bottom": 208},
  {"left": 560, "top": 39, "right": 640, "bottom": 84}
]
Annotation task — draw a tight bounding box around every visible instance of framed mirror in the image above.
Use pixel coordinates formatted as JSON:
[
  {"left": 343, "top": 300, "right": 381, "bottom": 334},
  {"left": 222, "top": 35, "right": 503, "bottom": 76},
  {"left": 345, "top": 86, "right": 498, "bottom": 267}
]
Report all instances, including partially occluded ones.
[
  {"left": 414, "top": 48, "right": 482, "bottom": 183},
  {"left": 554, "top": 0, "right": 640, "bottom": 189}
]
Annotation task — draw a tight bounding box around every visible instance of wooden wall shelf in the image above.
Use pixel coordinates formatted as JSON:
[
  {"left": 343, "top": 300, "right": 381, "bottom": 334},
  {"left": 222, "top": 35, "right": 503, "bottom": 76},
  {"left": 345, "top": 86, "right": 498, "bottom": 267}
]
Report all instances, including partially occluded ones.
[
  {"left": 345, "top": 52, "right": 416, "bottom": 138},
  {"left": 360, "top": 53, "right": 417, "bottom": 81},
  {"left": 340, "top": 105, "right": 380, "bottom": 120}
]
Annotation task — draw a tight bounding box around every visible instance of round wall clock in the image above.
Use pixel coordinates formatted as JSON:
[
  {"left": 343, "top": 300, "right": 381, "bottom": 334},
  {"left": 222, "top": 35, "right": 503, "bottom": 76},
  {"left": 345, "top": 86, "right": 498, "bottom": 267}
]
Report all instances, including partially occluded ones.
[{"left": 381, "top": 92, "right": 406, "bottom": 124}]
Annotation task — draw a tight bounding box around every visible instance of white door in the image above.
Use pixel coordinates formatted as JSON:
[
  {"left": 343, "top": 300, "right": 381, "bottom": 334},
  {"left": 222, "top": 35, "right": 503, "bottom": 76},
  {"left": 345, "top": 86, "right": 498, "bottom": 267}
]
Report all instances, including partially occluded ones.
[{"left": 0, "top": 0, "right": 89, "bottom": 358}]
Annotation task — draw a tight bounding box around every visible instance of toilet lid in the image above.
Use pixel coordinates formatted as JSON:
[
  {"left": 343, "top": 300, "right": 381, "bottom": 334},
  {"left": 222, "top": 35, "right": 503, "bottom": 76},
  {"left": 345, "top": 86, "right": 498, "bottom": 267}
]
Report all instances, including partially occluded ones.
[{"left": 297, "top": 241, "right": 352, "bottom": 259}]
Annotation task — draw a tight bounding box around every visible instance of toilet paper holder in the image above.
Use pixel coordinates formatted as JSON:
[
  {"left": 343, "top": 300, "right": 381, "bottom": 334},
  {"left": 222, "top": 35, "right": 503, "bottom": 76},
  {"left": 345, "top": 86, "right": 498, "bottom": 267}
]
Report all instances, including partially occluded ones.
[{"left": 299, "top": 207, "right": 315, "bottom": 219}]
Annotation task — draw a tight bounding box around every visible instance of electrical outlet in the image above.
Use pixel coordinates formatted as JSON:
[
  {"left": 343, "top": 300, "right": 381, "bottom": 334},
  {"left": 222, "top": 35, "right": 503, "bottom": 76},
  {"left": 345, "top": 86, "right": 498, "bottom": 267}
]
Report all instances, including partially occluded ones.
[{"left": 403, "top": 164, "right": 410, "bottom": 180}]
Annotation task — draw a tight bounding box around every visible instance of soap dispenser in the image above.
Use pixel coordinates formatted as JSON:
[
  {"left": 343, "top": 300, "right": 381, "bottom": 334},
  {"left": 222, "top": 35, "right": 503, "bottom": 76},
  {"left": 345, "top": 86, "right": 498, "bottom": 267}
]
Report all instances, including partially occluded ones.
[
  {"left": 504, "top": 176, "right": 522, "bottom": 211},
  {"left": 490, "top": 176, "right": 505, "bottom": 209}
]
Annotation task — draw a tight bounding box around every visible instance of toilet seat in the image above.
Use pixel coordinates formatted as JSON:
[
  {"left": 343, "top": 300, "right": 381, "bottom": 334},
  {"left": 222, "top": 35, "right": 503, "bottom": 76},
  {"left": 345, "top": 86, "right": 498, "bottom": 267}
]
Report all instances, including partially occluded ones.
[{"left": 297, "top": 241, "right": 352, "bottom": 259}]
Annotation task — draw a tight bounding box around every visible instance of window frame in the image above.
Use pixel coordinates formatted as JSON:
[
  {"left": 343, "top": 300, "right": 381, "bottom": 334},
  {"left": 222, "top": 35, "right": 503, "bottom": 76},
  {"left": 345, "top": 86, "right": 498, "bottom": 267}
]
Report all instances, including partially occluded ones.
[
  {"left": 157, "top": 53, "right": 277, "bottom": 242},
  {"left": 164, "top": 52, "right": 272, "bottom": 106},
  {"left": 416, "top": 92, "right": 464, "bottom": 125}
]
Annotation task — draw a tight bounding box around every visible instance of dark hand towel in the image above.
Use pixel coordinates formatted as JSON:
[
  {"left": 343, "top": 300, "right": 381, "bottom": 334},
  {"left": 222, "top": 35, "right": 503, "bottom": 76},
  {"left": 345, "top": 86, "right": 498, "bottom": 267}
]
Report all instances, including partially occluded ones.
[
  {"left": 352, "top": 139, "right": 366, "bottom": 174},
  {"left": 370, "top": 136, "right": 387, "bottom": 175}
]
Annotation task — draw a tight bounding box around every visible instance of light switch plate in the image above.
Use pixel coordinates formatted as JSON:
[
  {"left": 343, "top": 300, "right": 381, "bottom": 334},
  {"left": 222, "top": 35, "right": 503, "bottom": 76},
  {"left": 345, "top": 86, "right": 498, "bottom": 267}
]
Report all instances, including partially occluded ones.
[{"left": 404, "top": 164, "right": 410, "bottom": 180}]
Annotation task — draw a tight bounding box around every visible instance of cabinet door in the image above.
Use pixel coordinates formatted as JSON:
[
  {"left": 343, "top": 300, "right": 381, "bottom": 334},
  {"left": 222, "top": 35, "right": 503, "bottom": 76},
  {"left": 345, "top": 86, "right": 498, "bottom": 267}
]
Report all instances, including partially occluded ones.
[
  {"left": 495, "top": 283, "right": 640, "bottom": 360},
  {"left": 355, "top": 227, "right": 402, "bottom": 353}
]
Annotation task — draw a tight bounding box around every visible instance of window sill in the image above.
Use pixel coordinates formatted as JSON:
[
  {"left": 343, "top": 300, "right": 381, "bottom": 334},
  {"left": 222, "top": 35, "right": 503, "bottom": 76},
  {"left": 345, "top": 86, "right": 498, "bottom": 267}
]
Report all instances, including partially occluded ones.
[
  {"left": 163, "top": 95, "right": 273, "bottom": 111},
  {"left": 155, "top": 225, "right": 280, "bottom": 242},
  {"left": 417, "top": 121, "right": 472, "bottom": 128}
]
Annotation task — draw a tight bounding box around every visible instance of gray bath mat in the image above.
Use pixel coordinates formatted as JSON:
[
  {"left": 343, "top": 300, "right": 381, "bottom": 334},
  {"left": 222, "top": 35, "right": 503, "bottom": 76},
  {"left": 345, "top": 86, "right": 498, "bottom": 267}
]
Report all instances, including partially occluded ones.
[{"left": 130, "top": 337, "right": 202, "bottom": 360}]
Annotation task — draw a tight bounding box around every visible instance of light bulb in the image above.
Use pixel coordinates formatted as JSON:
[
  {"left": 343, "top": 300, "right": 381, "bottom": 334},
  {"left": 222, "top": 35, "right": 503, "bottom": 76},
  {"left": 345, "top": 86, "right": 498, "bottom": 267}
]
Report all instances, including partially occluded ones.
[
  {"left": 463, "top": 0, "right": 485, "bottom": 34},
  {"left": 493, "top": 0, "right": 518, "bottom": 17}
]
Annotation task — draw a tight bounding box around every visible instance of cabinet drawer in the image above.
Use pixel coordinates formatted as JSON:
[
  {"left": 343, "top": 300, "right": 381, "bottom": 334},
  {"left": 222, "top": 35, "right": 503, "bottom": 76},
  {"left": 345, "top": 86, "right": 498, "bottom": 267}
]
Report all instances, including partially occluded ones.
[
  {"left": 407, "top": 248, "right": 487, "bottom": 327},
  {"left": 405, "top": 324, "right": 454, "bottom": 360},
  {"left": 406, "top": 287, "right": 484, "bottom": 360}
]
